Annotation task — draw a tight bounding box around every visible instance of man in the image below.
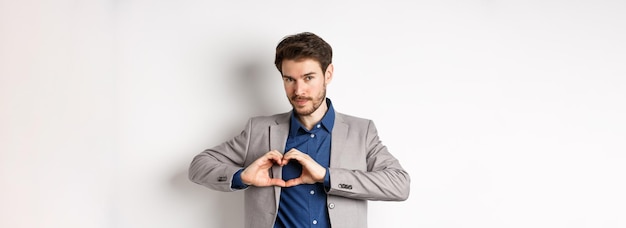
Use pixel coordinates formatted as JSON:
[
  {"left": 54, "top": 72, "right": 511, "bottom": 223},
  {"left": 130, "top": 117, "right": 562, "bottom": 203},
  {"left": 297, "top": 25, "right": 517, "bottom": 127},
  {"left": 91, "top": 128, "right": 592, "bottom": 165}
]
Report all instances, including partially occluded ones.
[{"left": 188, "top": 32, "right": 410, "bottom": 228}]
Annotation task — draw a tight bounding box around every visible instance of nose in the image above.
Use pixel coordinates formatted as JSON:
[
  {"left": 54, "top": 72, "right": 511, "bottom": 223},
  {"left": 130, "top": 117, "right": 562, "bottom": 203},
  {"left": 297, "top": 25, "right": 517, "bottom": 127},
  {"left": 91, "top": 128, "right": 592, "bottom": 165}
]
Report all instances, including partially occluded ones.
[{"left": 294, "top": 80, "right": 306, "bottom": 96}]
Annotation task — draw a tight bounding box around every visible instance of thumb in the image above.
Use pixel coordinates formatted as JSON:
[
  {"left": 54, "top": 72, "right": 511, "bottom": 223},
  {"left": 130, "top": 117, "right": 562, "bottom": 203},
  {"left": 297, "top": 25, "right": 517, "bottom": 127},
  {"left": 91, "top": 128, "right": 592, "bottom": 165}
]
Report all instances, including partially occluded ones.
[
  {"left": 284, "top": 177, "right": 303, "bottom": 187},
  {"left": 269, "top": 178, "right": 286, "bottom": 187}
]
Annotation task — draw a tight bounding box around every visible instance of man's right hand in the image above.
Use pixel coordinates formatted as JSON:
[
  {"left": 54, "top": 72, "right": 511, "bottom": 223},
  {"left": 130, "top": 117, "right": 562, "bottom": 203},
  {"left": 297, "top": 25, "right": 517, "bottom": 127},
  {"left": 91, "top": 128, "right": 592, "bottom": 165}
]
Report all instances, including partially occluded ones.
[{"left": 240, "top": 150, "right": 286, "bottom": 187}]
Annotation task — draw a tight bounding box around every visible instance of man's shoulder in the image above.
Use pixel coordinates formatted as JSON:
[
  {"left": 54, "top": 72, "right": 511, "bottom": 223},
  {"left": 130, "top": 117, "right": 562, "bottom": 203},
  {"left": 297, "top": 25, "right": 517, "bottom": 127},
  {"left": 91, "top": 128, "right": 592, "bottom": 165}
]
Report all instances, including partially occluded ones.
[
  {"left": 335, "top": 112, "right": 373, "bottom": 125},
  {"left": 248, "top": 112, "right": 290, "bottom": 125}
]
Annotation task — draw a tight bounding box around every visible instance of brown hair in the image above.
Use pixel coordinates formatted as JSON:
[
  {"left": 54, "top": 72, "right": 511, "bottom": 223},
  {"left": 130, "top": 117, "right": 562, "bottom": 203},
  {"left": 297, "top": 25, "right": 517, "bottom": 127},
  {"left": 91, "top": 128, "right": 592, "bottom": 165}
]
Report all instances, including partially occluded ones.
[{"left": 274, "top": 32, "right": 333, "bottom": 74}]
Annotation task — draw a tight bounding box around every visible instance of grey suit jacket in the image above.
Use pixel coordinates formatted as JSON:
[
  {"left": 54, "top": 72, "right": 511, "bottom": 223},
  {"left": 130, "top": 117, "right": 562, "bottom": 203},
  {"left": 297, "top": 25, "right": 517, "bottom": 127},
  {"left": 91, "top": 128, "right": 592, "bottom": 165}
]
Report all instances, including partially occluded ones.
[{"left": 189, "top": 111, "right": 410, "bottom": 228}]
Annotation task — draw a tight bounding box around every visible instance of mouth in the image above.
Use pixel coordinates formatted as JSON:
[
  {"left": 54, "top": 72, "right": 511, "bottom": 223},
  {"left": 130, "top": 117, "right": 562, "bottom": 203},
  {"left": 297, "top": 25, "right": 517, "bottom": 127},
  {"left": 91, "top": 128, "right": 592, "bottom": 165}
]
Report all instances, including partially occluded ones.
[{"left": 292, "top": 97, "right": 310, "bottom": 106}]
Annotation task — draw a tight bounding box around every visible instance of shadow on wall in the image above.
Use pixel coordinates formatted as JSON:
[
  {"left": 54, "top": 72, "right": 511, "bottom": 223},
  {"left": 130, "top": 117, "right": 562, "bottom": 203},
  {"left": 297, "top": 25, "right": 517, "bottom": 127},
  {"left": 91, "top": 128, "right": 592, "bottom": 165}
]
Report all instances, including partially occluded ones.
[
  {"left": 238, "top": 62, "right": 276, "bottom": 117},
  {"left": 170, "top": 46, "right": 278, "bottom": 227}
]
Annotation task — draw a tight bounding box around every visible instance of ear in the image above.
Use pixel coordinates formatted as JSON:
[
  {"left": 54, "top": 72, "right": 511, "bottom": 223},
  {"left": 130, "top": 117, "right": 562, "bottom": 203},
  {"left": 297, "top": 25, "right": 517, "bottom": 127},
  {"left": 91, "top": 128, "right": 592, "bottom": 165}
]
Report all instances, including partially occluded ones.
[{"left": 324, "top": 63, "right": 334, "bottom": 85}]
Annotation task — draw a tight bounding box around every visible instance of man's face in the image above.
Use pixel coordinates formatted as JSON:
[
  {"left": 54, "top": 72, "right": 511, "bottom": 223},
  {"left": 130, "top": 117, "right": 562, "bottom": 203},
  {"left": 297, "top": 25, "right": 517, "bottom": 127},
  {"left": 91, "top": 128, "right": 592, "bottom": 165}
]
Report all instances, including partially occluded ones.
[{"left": 281, "top": 58, "right": 333, "bottom": 117}]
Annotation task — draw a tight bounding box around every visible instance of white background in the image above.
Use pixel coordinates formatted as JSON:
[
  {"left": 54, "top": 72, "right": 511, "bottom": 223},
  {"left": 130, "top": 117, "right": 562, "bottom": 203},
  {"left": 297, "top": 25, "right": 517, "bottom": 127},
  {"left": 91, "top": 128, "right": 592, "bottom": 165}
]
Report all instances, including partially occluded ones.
[{"left": 1, "top": 0, "right": 625, "bottom": 227}]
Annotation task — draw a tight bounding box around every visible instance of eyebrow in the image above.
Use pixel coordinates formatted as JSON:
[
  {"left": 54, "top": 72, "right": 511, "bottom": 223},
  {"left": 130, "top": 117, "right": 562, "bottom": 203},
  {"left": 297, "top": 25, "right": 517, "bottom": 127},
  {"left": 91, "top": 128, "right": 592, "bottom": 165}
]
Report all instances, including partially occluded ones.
[{"left": 283, "top": 71, "right": 317, "bottom": 78}]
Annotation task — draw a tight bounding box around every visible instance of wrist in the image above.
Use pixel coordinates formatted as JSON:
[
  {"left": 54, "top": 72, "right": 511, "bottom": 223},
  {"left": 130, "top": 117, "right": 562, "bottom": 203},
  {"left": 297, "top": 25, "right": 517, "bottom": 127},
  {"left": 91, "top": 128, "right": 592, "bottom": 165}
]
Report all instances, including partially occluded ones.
[
  {"left": 240, "top": 169, "right": 251, "bottom": 185},
  {"left": 232, "top": 169, "right": 249, "bottom": 189}
]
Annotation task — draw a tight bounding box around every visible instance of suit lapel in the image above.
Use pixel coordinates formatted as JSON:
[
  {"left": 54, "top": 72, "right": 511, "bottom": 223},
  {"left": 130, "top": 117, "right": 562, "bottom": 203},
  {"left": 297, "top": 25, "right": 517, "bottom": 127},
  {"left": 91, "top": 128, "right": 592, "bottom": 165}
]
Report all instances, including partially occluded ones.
[
  {"left": 269, "top": 112, "right": 290, "bottom": 210},
  {"left": 330, "top": 113, "right": 348, "bottom": 168}
]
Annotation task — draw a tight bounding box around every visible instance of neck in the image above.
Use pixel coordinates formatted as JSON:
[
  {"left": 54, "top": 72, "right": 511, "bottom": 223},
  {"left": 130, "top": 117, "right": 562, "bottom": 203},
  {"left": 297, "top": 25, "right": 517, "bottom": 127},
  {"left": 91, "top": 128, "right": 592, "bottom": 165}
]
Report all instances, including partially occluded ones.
[{"left": 297, "top": 98, "right": 328, "bottom": 130}]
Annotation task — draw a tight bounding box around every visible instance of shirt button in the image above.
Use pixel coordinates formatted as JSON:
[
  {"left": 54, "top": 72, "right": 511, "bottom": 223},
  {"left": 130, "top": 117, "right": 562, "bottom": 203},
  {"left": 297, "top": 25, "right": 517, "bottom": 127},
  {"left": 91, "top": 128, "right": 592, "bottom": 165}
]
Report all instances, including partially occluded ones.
[
  {"left": 310, "top": 134, "right": 315, "bottom": 138},
  {"left": 316, "top": 124, "right": 321, "bottom": 128},
  {"left": 313, "top": 220, "right": 318, "bottom": 225},
  {"left": 310, "top": 190, "right": 315, "bottom": 195},
  {"left": 328, "top": 203, "right": 335, "bottom": 209}
]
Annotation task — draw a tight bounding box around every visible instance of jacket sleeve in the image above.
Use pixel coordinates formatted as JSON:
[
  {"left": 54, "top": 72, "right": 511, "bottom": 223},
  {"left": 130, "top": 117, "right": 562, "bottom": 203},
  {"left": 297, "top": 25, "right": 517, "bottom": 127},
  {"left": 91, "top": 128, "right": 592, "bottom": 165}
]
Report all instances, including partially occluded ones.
[
  {"left": 188, "top": 119, "right": 251, "bottom": 192},
  {"left": 327, "top": 120, "right": 410, "bottom": 201}
]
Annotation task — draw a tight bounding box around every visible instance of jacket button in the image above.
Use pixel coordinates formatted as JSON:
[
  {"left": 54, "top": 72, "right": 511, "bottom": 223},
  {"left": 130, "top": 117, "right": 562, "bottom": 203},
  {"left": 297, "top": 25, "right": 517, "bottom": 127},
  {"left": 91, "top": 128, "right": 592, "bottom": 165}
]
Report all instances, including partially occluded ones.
[{"left": 328, "top": 203, "right": 335, "bottom": 209}]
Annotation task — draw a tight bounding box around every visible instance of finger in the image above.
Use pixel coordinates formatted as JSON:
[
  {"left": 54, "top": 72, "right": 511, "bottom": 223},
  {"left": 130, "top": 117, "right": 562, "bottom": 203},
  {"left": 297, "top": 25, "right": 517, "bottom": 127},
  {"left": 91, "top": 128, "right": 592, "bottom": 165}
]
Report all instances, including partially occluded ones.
[
  {"left": 268, "top": 178, "right": 286, "bottom": 187},
  {"left": 284, "top": 177, "right": 303, "bottom": 187},
  {"left": 269, "top": 149, "right": 283, "bottom": 156},
  {"left": 280, "top": 149, "right": 300, "bottom": 165},
  {"left": 283, "top": 152, "right": 313, "bottom": 165},
  {"left": 281, "top": 156, "right": 293, "bottom": 166},
  {"left": 270, "top": 153, "right": 287, "bottom": 166},
  {"left": 266, "top": 150, "right": 283, "bottom": 158},
  {"left": 282, "top": 150, "right": 300, "bottom": 162},
  {"left": 265, "top": 150, "right": 284, "bottom": 164},
  {"left": 284, "top": 148, "right": 302, "bottom": 155}
]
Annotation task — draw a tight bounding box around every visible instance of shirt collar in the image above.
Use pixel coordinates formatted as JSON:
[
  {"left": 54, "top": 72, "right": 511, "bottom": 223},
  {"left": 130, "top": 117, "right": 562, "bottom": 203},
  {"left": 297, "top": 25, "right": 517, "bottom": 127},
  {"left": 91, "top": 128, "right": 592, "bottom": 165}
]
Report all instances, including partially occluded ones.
[{"left": 289, "top": 98, "right": 336, "bottom": 135}]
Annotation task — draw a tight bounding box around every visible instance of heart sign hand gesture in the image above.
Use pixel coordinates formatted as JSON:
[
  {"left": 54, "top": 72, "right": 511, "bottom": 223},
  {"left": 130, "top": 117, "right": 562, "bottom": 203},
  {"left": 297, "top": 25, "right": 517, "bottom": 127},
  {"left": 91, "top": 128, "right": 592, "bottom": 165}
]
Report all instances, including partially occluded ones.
[{"left": 240, "top": 149, "right": 326, "bottom": 188}]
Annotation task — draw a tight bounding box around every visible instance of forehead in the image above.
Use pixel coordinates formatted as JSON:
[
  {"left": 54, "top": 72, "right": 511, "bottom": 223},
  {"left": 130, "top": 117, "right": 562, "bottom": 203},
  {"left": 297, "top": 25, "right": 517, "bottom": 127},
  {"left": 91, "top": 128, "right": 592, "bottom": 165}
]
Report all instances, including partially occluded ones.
[{"left": 281, "top": 58, "right": 323, "bottom": 76}]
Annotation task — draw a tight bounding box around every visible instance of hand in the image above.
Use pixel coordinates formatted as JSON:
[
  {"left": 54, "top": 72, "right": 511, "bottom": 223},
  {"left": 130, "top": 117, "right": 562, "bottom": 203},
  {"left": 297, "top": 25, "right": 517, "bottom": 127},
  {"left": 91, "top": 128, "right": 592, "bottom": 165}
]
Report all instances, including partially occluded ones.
[
  {"left": 282, "top": 148, "right": 327, "bottom": 187},
  {"left": 240, "top": 150, "right": 286, "bottom": 187}
]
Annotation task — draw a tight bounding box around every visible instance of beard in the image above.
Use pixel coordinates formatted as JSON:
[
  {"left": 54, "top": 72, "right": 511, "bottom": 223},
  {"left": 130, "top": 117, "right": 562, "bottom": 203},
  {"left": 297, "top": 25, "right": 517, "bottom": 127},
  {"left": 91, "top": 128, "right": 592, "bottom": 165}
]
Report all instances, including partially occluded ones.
[{"left": 290, "top": 87, "right": 326, "bottom": 116}]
